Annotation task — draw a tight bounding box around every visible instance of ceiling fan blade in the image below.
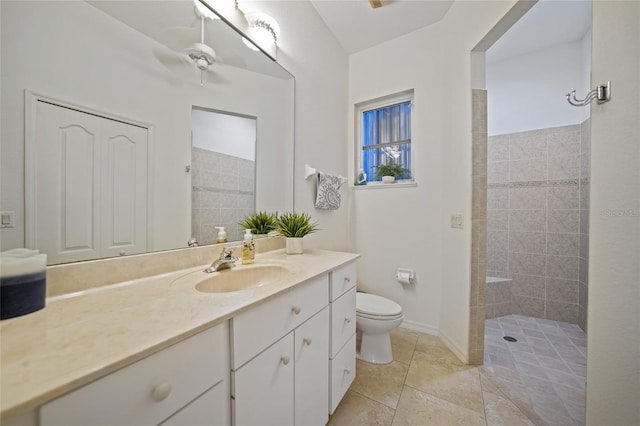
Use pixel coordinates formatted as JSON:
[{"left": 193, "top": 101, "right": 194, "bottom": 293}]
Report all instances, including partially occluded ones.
[
  {"left": 152, "top": 46, "right": 192, "bottom": 73},
  {"left": 164, "top": 25, "right": 199, "bottom": 49},
  {"left": 217, "top": 54, "right": 246, "bottom": 69}
]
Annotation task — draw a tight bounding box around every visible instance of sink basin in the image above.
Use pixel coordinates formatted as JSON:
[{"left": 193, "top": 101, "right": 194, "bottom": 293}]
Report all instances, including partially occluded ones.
[{"left": 174, "top": 264, "right": 291, "bottom": 294}]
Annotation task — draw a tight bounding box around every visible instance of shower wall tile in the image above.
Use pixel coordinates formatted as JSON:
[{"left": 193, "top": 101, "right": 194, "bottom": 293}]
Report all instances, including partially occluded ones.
[
  {"left": 509, "top": 135, "right": 547, "bottom": 160},
  {"left": 579, "top": 183, "right": 590, "bottom": 210},
  {"left": 487, "top": 188, "right": 509, "bottom": 209},
  {"left": 509, "top": 231, "right": 546, "bottom": 254},
  {"left": 510, "top": 187, "right": 547, "bottom": 210},
  {"left": 547, "top": 130, "right": 580, "bottom": 157},
  {"left": 510, "top": 158, "right": 547, "bottom": 182},
  {"left": 510, "top": 253, "right": 546, "bottom": 276},
  {"left": 509, "top": 210, "right": 546, "bottom": 232},
  {"left": 547, "top": 255, "right": 579, "bottom": 280},
  {"left": 578, "top": 306, "right": 587, "bottom": 332},
  {"left": 488, "top": 209, "right": 508, "bottom": 230},
  {"left": 513, "top": 296, "right": 545, "bottom": 318},
  {"left": 548, "top": 154, "right": 580, "bottom": 180},
  {"left": 546, "top": 301, "right": 578, "bottom": 324},
  {"left": 487, "top": 230, "right": 508, "bottom": 253},
  {"left": 511, "top": 274, "right": 545, "bottom": 298},
  {"left": 488, "top": 161, "right": 509, "bottom": 183},
  {"left": 488, "top": 135, "right": 509, "bottom": 162},
  {"left": 579, "top": 209, "right": 589, "bottom": 235},
  {"left": 221, "top": 173, "right": 240, "bottom": 191},
  {"left": 547, "top": 233, "right": 580, "bottom": 256},
  {"left": 486, "top": 122, "right": 588, "bottom": 325},
  {"left": 201, "top": 170, "right": 221, "bottom": 188},
  {"left": 472, "top": 175, "right": 487, "bottom": 220},
  {"left": 548, "top": 186, "right": 579, "bottom": 210},
  {"left": 487, "top": 250, "right": 508, "bottom": 273},
  {"left": 546, "top": 278, "right": 578, "bottom": 303},
  {"left": 547, "top": 209, "right": 580, "bottom": 233}
]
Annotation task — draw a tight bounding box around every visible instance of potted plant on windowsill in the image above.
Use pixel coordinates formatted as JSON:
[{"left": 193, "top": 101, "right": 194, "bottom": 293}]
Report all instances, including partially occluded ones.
[
  {"left": 275, "top": 212, "right": 319, "bottom": 254},
  {"left": 373, "top": 163, "right": 410, "bottom": 183},
  {"left": 239, "top": 211, "right": 277, "bottom": 238}
]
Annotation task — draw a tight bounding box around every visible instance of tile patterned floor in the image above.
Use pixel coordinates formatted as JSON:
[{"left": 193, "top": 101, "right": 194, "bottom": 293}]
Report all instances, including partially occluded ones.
[{"left": 329, "top": 315, "right": 586, "bottom": 426}]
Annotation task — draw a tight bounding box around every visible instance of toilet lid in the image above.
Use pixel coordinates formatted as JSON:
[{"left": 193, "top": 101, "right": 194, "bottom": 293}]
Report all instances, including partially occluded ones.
[{"left": 356, "top": 292, "right": 403, "bottom": 317}]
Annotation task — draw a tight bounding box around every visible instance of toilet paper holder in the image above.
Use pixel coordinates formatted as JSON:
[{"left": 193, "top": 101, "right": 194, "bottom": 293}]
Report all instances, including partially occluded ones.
[{"left": 396, "top": 268, "right": 415, "bottom": 285}]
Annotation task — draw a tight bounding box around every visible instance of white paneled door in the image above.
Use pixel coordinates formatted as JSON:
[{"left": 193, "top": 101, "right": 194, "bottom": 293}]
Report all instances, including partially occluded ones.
[{"left": 31, "top": 101, "right": 148, "bottom": 264}]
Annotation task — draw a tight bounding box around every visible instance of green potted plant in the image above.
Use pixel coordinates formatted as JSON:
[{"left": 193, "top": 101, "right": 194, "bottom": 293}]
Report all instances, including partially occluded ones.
[
  {"left": 275, "top": 212, "right": 319, "bottom": 254},
  {"left": 239, "top": 211, "right": 277, "bottom": 237},
  {"left": 373, "top": 163, "right": 410, "bottom": 183}
]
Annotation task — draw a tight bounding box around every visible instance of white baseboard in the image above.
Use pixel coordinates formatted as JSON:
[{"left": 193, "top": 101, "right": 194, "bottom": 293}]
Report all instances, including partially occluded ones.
[
  {"left": 399, "top": 320, "right": 470, "bottom": 364},
  {"left": 438, "top": 328, "right": 468, "bottom": 364},
  {"left": 400, "top": 319, "right": 438, "bottom": 336}
]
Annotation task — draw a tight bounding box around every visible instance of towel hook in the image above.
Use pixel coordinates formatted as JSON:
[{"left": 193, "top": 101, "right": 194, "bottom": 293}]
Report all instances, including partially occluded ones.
[{"left": 566, "top": 81, "right": 611, "bottom": 107}]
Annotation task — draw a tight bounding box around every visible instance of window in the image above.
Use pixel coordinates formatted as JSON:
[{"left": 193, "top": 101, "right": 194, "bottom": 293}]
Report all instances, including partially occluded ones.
[{"left": 356, "top": 90, "right": 413, "bottom": 185}]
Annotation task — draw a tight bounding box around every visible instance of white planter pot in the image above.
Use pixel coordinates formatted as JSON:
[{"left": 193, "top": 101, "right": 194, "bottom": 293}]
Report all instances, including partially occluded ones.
[
  {"left": 382, "top": 176, "right": 395, "bottom": 184},
  {"left": 286, "top": 237, "right": 304, "bottom": 255}
]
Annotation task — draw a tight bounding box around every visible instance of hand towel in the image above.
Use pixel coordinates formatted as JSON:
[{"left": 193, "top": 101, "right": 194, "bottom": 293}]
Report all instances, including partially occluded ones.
[{"left": 315, "top": 171, "right": 342, "bottom": 210}]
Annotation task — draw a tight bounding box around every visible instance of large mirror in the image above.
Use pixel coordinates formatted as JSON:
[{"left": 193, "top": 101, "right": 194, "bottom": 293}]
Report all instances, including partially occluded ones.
[{"left": 0, "top": 0, "right": 294, "bottom": 265}]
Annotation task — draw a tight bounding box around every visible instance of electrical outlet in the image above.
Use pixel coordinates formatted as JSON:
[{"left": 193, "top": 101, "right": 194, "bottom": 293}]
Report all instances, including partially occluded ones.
[
  {"left": 450, "top": 213, "right": 464, "bottom": 229},
  {"left": 0, "top": 211, "right": 15, "bottom": 228}
]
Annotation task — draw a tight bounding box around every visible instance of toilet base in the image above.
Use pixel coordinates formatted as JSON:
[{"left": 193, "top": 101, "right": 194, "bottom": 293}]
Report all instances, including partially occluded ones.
[{"left": 357, "top": 332, "right": 393, "bottom": 364}]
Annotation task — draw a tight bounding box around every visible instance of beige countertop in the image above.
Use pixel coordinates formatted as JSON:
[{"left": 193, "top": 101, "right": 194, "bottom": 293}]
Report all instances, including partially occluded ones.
[{"left": 0, "top": 249, "right": 359, "bottom": 420}]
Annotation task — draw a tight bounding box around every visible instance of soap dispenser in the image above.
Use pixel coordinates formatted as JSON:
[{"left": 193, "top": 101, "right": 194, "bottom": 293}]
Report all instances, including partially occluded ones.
[
  {"left": 242, "top": 229, "right": 255, "bottom": 265},
  {"left": 215, "top": 227, "right": 227, "bottom": 244}
]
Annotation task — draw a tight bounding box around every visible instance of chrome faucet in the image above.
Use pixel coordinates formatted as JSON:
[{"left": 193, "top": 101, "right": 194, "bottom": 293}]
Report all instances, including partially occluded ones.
[{"left": 204, "top": 247, "right": 239, "bottom": 273}]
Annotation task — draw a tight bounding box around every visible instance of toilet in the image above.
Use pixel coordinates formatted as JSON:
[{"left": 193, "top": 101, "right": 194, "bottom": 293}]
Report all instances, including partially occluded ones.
[{"left": 356, "top": 292, "right": 404, "bottom": 364}]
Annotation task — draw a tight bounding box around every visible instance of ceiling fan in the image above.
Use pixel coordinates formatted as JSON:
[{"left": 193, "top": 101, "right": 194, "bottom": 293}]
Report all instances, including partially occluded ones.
[{"left": 153, "top": 6, "right": 227, "bottom": 86}]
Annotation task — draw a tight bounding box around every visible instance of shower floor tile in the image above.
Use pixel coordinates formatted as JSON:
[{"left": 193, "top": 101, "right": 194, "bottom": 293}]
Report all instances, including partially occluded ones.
[{"left": 483, "top": 315, "right": 587, "bottom": 425}]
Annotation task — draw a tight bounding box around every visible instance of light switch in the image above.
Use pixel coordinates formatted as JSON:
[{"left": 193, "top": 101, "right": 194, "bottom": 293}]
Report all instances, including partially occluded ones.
[
  {"left": 450, "top": 213, "right": 464, "bottom": 229},
  {"left": 1, "top": 211, "right": 15, "bottom": 228}
]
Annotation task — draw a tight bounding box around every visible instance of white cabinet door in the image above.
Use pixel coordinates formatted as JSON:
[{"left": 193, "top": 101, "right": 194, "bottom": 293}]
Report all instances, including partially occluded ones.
[
  {"left": 232, "top": 333, "right": 294, "bottom": 426},
  {"left": 161, "top": 380, "right": 229, "bottom": 426},
  {"left": 294, "top": 307, "right": 329, "bottom": 426},
  {"left": 30, "top": 101, "right": 148, "bottom": 263}
]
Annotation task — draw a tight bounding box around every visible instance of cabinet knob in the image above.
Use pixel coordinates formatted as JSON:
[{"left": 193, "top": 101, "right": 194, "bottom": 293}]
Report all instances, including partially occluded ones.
[
  {"left": 152, "top": 382, "right": 172, "bottom": 402},
  {"left": 344, "top": 368, "right": 351, "bottom": 375},
  {"left": 344, "top": 317, "right": 351, "bottom": 324},
  {"left": 119, "top": 250, "right": 126, "bottom": 256},
  {"left": 344, "top": 277, "right": 351, "bottom": 283},
  {"left": 303, "top": 338, "right": 312, "bottom": 346},
  {"left": 280, "top": 356, "right": 291, "bottom": 365},
  {"left": 291, "top": 306, "right": 301, "bottom": 315}
]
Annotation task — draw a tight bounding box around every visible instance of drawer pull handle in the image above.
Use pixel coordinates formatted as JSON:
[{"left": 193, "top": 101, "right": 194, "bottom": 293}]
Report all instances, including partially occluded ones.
[
  {"left": 292, "top": 306, "right": 301, "bottom": 315},
  {"left": 344, "top": 317, "right": 351, "bottom": 324},
  {"left": 344, "top": 368, "right": 351, "bottom": 375},
  {"left": 303, "top": 338, "right": 312, "bottom": 346},
  {"left": 281, "top": 356, "right": 291, "bottom": 365},
  {"left": 344, "top": 277, "right": 351, "bottom": 283},
  {"left": 152, "top": 382, "right": 172, "bottom": 402}
]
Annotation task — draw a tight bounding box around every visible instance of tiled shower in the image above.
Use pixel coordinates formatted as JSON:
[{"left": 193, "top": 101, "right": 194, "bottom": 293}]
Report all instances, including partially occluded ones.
[
  {"left": 191, "top": 147, "right": 256, "bottom": 244},
  {"left": 485, "top": 122, "right": 590, "bottom": 332}
]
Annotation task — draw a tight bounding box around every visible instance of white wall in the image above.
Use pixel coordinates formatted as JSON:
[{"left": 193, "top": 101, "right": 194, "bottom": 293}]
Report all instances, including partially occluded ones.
[
  {"left": 191, "top": 109, "right": 256, "bottom": 161},
  {"left": 349, "top": 1, "right": 516, "bottom": 357},
  {"left": 0, "top": 1, "right": 292, "bottom": 254},
  {"left": 486, "top": 39, "right": 591, "bottom": 135},
  {"left": 239, "top": 1, "right": 350, "bottom": 251},
  {"left": 587, "top": 2, "right": 640, "bottom": 424}
]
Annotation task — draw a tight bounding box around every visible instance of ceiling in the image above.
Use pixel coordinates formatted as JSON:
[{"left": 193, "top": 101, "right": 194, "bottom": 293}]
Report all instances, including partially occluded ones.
[
  {"left": 309, "top": 0, "right": 591, "bottom": 60},
  {"left": 309, "top": 0, "right": 454, "bottom": 54},
  {"left": 487, "top": 0, "right": 592, "bottom": 63}
]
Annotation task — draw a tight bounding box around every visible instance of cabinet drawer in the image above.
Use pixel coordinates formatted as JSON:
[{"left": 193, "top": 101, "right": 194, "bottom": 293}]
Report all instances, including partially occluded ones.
[
  {"left": 232, "top": 333, "right": 295, "bottom": 426},
  {"left": 231, "top": 275, "right": 328, "bottom": 369},
  {"left": 161, "top": 379, "right": 229, "bottom": 426},
  {"left": 329, "top": 333, "right": 356, "bottom": 414},
  {"left": 330, "top": 287, "right": 356, "bottom": 358},
  {"left": 330, "top": 261, "right": 357, "bottom": 301},
  {"left": 40, "top": 323, "right": 229, "bottom": 426}
]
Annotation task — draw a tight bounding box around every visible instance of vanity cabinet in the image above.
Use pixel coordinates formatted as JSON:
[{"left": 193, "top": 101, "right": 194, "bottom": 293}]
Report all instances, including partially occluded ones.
[
  {"left": 231, "top": 275, "right": 329, "bottom": 426},
  {"left": 329, "top": 261, "right": 357, "bottom": 414},
  {"left": 39, "top": 322, "right": 230, "bottom": 426}
]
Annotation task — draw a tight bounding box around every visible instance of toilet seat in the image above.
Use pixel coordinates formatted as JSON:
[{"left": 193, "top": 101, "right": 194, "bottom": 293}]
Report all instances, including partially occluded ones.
[{"left": 356, "top": 292, "right": 403, "bottom": 318}]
